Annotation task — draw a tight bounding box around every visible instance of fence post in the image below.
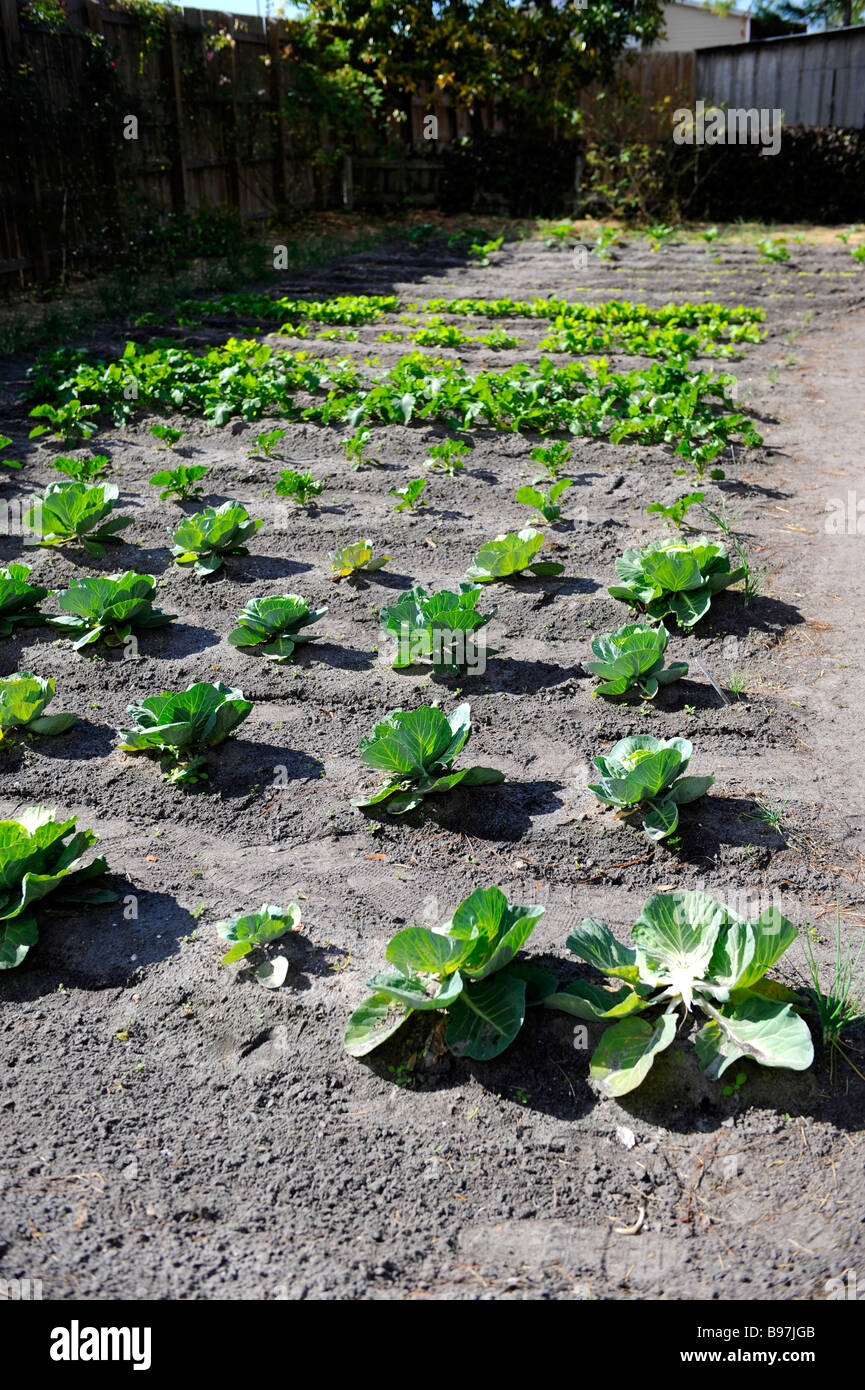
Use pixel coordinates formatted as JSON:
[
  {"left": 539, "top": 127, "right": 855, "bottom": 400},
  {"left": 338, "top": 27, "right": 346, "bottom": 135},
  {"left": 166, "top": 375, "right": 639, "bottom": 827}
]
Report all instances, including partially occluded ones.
[
  {"left": 165, "top": 18, "right": 189, "bottom": 212},
  {"left": 267, "top": 18, "right": 289, "bottom": 211},
  {"left": 0, "top": 0, "right": 19, "bottom": 60},
  {"left": 342, "top": 155, "right": 354, "bottom": 210}
]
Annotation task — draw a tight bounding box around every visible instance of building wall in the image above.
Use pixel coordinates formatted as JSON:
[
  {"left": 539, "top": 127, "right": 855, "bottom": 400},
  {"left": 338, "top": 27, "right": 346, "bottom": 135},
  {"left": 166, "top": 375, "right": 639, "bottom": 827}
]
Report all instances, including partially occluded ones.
[{"left": 655, "top": 1, "right": 750, "bottom": 52}]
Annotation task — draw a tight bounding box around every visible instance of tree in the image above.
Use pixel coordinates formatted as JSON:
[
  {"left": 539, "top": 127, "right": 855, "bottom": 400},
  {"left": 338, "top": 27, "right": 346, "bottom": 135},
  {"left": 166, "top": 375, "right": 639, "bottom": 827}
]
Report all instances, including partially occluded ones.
[
  {"left": 754, "top": 0, "right": 864, "bottom": 29},
  {"left": 297, "top": 0, "right": 665, "bottom": 135}
]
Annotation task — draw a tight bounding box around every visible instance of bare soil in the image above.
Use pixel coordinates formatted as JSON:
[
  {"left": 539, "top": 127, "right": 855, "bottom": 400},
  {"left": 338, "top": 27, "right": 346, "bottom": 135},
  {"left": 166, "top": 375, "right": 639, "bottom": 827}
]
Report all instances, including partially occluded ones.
[{"left": 0, "top": 232, "right": 863, "bottom": 1301}]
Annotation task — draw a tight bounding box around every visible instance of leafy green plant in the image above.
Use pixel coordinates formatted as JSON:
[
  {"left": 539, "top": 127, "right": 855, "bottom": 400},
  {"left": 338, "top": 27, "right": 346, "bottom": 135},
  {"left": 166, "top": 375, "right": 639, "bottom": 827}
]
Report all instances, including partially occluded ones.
[
  {"left": 851, "top": 245, "right": 865, "bottom": 266},
  {"left": 544, "top": 890, "right": 814, "bottom": 1096},
  {"left": 466, "top": 528, "right": 564, "bottom": 583},
  {"left": 329, "top": 540, "right": 390, "bottom": 580},
  {"left": 250, "top": 427, "right": 287, "bottom": 457},
  {"left": 352, "top": 702, "right": 504, "bottom": 814},
  {"left": 585, "top": 623, "right": 687, "bottom": 700},
  {"left": 424, "top": 439, "right": 471, "bottom": 475},
  {"left": 756, "top": 239, "right": 790, "bottom": 264},
  {"left": 171, "top": 502, "right": 262, "bottom": 576},
  {"left": 118, "top": 680, "right": 252, "bottom": 785},
  {"left": 149, "top": 464, "right": 210, "bottom": 501},
  {"left": 48, "top": 454, "right": 111, "bottom": 483},
  {"left": 700, "top": 226, "right": 720, "bottom": 243},
  {"left": 515, "top": 479, "right": 572, "bottom": 522},
  {"left": 589, "top": 735, "right": 712, "bottom": 840},
  {"left": 379, "top": 585, "right": 496, "bottom": 675},
  {"left": 592, "top": 227, "right": 620, "bottom": 260},
  {"left": 468, "top": 235, "right": 504, "bottom": 266},
  {"left": 801, "top": 905, "right": 865, "bottom": 1082},
  {"left": 344, "top": 885, "right": 551, "bottom": 1060},
  {"left": 646, "top": 222, "right": 676, "bottom": 251},
  {"left": 49, "top": 572, "right": 175, "bottom": 651},
  {"left": 0, "top": 805, "right": 118, "bottom": 970},
  {"left": 217, "top": 902, "right": 301, "bottom": 988},
  {"left": 0, "top": 436, "right": 22, "bottom": 470},
  {"left": 646, "top": 491, "right": 704, "bottom": 530},
  {"left": 0, "top": 564, "right": 49, "bottom": 635},
  {"left": 343, "top": 428, "right": 381, "bottom": 470},
  {"left": 0, "top": 673, "right": 76, "bottom": 743},
  {"left": 274, "top": 469, "right": 324, "bottom": 507},
  {"left": 390, "top": 478, "right": 427, "bottom": 511},
  {"left": 228, "top": 595, "right": 327, "bottom": 662},
  {"left": 28, "top": 400, "right": 98, "bottom": 445},
  {"left": 149, "top": 423, "right": 184, "bottom": 449},
  {"left": 529, "top": 441, "right": 572, "bottom": 479},
  {"left": 609, "top": 536, "right": 746, "bottom": 628},
  {"left": 25, "top": 483, "right": 132, "bottom": 558}
]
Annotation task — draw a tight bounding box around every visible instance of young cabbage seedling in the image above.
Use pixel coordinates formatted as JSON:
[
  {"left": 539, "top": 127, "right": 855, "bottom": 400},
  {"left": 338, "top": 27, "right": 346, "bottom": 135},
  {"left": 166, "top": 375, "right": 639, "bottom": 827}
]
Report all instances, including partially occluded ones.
[
  {"left": 390, "top": 479, "right": 427, "bottom": 512},
  {"left": 274, "top": 469, "right": 324, "bottom": 507},
  {"left": 515, "top": 479, "right": 572, "bottom": 523},
  {"left": 149, "top": 464, "right": 210, "bottom": 502},
  {"left": 49, "top": 572, "right": 176, "bottom": 651},
  {"left": 0, "top": 805, "right": 117, "bottom": 970},
  {"left": 49, "top": 455, "right": 110, "bottom": 483},
  {"left": 343, "top": 428, "right": 381, "bottom": 470},
  {"left": 217, "top": 903, "right": 302, "bottom": 989},
  {"left": 329, "top": 540, "right": 390, "bottom": 580},
  {"left": 544, "top": 889, "right": 813, "bottom": 1096},
  {"left": 609, "top": 535, "right": 745, "bottom": 629},
  {"left": 585, "top": 623, "right": 688, "bottom": 700},
  {"left": 345, "top": 885, "right": 553, "bottom": 1060},
  {"left": 379, "top": 584, "right": 495, "bottom": 675},
  {"left": 646, "top": 491, "right": 704, "bottom": 531},
  {"left": 250, "top": 427, "right": 287, "bottom": 458},
  {"left": 0, "top": 564, "right": 49, "bottom": 636},
  {"left": 25, "top": 483, "right": 132, "bottom": 559},
  {"left": 353, "top": 702, "right": 504, "bottom": 814},
  {"left": 466, "top": 528, "right": 564, "bottom": 583},
  {"left": 228, "top": 595, "right": 328, "bottom": 662},
  {"left": 171, "top": 502, "right": 262, "bottom": 576},
  {"left": 149, "top": 424, "right": 184, "bottom": 449},
  {"left": 528, "top": 440, "right": 571, "bottom": 480},
  {"left": 424, "top": 439, "right": 471, "bottom": 475},
  {"left": 28, "top": 400, "right": 98, "bottom": 446},
  {"left": 342, "top": 884, "right": 553, "bottom": 1056},
  {"left": 589, "top": 735, "right": 713, "bottom": 840},
  {"left": 0, "top": 673, "right": 77, "bottom": 743},
  {"left": 117, "top": 681, "right": 252, "bottom": 785}
]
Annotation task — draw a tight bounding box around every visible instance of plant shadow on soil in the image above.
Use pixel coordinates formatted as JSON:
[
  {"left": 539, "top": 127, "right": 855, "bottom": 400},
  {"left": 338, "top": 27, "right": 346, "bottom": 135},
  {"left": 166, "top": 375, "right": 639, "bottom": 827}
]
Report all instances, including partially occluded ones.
[
  {"left": 1, "top": 888, "right": 198, "bottom": 998},
  {"left": 356, "top": 779, "right": 564, "bottom": 841},
  {"left": 430, "top": 657, "right": 585, "bottom": 695},
  {"left": 359, "top": 992, "right": 864, "bottom": 1135}
]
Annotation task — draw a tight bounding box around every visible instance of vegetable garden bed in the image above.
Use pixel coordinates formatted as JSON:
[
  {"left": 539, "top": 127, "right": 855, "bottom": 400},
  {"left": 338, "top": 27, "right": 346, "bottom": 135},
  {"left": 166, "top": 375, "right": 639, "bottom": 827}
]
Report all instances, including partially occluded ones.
[{"left": 0, "top": 228, "right": 863, "bottom": 1300}]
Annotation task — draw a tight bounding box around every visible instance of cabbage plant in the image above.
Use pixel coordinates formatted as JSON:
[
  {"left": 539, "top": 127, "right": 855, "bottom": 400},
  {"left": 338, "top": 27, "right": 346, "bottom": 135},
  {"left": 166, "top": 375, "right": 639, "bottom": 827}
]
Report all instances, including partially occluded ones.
[
  {"left": 217, "top": 903, "right": 302, "bottom": 988},
  {"left": 0, "top": 564, "right": 49, "bottom": 636},
  {"left": 228, "top": 595, "right": 328, "bottom": 662},
  {"left": 585, "top": 623, "right": 687, "bottom": 700},
  {"left": 379, "top": 584, "right": 496, "bottom": 675},
  {"left": 329, "top": 540, "right": 390, "bottom": 580},
  {"left": 0, "top": 805, "right": 117, "bottom": 970},
  {"left": 171, "top": 502, "right": 262, "bottom": 576},
  {"left": 118, "top": 681, "right": 252, "bottom": 785},
  {"left": 353, "top": 703, "right": 504, "bottom": 814},
  {"left": 545, "top": 890, "right": 814, "bottom": 1096},
  {"left": 0, "top": 673, "right": 76, "bottom": 742},
  {"left": 49, "top": 572, "right": 176, "bottom": 650},
  {"left": 25, "top": 483, "right": 132, "bottom": 558},
  {"left": 149, "top": 464, "right": 210, "bottom": 501},
  {"left": 345, "top": 886, "right": 553, "bottom": 1060},
  {"left": 609, "top": 536, "right": 745, "bottom": 629},
  {"left": 589, "top": 735, "right": 712, "bottom": 840},
  {"left": 466, "top": 528, "right": 563, "bottom": 583}
]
